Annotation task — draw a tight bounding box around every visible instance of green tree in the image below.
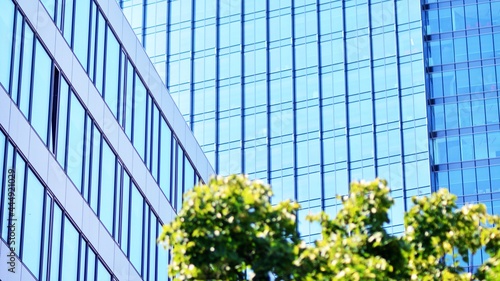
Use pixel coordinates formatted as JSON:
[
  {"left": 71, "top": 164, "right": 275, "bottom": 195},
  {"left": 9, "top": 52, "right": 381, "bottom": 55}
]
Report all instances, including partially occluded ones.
[
  {"left": 158, "top": 174, "right": 301, "bottom": 280},
  {"left": 158, "top": 175, "right": 500, "bottom": 280}
]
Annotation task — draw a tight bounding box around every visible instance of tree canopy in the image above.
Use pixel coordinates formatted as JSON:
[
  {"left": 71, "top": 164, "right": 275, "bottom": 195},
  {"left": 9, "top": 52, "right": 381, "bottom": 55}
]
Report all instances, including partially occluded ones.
[{"left": 158, "top": 175, "right": 500, "bottom": 280}]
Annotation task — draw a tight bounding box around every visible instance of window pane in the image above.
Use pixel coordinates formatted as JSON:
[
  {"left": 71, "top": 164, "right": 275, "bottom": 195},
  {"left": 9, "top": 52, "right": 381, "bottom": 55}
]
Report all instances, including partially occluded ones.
[
  {"left": 19, "top": 23, "right": 34, "bottom": 118},
  {"left": 12, "top": 153, "right": 26, "bottom": 255},
  {"left": 95, "top": 11, "right": 105, "bottom": 93},
  {"left": 73, "top": 0, "right": 91, "bottom": 71},
  {"left": 67, "top": 93, "right": 85, "bottom": 191},
  {"left": 100, "top": 140, "right": 116, "bottom": 232},
  {"left": 22, "top": 169, "right": 45, "bottom": 278},
  {"left": 0, "top": 0, "right": 15, "bottom": 90},
  {"left": 159, "top": 118, "right": 172, "bottom": 199},
  {"left": 56, "top": 78, "right": 70, "bottom": 167},
  {"left": 130, "top": 183, "right": 144, "bottom": 273},
  {"left": 61, "top": 217, "right": 79, "bottom": 281},
  {"left": 133, "top": 75, "right": 147, "bottom": 159},
  {"left": 31, "top": 41, "right": 52, "bottom": 145},
  {"left": 104, "top": 28, "right": 120, "bottom": 117},
  {"left": 121, "top": 172, "right": 130, "bottom": 254},
  {"left": 49, "top": 204, "right": 63, "bottom": 281},
  {"left": 90, "top": 124, "right": 101, "bottom": 212}
]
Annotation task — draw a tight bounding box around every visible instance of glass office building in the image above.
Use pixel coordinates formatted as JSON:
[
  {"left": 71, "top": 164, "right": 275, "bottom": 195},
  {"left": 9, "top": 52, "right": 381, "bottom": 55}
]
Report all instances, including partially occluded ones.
[
  {"left": 0, "top": 0, "right": 213, "bottom": 280},
  {"left": 424, "top": 1, "right": 500, "bottom": 269},
  {"left": 120, "top": 0, "right": 435, "bottom": 240}
]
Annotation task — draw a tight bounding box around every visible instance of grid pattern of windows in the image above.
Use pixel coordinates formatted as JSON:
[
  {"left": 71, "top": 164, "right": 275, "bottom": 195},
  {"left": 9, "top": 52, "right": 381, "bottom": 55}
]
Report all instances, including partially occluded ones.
[
  {"left": 0, "top": 0, "right": 208, "bottom": 279},
  {"left": 424, "top": 0, "right": 500, "bottom": 270},
  {"left": 120, "top": 0, "right": 431, "bottom": 239},
  {"left": 0, "top": 130, "right": 113, "bottom": 280},
  {"left": 14, "top": 0, "right": 202, "bottom": 211}
]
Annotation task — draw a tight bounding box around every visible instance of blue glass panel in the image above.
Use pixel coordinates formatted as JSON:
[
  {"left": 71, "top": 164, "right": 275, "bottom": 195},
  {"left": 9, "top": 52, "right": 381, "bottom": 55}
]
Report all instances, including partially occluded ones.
[
  {"left": 73, "top": 0, "right": 90, "bottom": 70},
  {"left": 49, "top": 204, "right": 62, "bottom": 281},
  {"left": 31, "top": 41, "right": 52, "bottom": 145},
  {"left": 56, "top": 78, "right": 69, "bottom": 167},
  {"left": 159, "top": 118, "right": 172, "bottom": 199},
  {"left": 0, "top": 0, "right": 14, "bottom": 91},
  {"left": 157, "top": 222, "right": 168, "bottom": 280},
  {"left": 95, "top": 11, "right": 105, "bottom": 93},
  {"left": 121, "top": 172, "right": 130, "bottom": 254},
  {"left": 100, "top": 140, "right": 116, "bottom": 232},
  {"left": 176, "top": 144, "right": 183, "bottom": 210},
  {"left": 1, "top": 143, "right": 14, "bottom": 242},
  {"left": 125, "top": 60, "right": 134, "bottom": 137},
  {"left": 90, "top": 124, "right": 101, "bottom": 212},
  {"left": 19, "top": 24, "right": 34, "bottom": 118},
  {"left": 87, "top": 245, "right": 96, "bottom": 281},
  {"left": 61, "top": 217, "right": 79, "bottom": 281},
  {"left": 22, "top": 168, "right": 44, "bottom": 278},
  {"left": 40, "top": 194, "right": 51, "bottom": 280},
  {"left": 105, "top": 28, "right": 120, "bottom": 117},
  {"left": 151, "top": 104, "right": 160, "bottom": 181},
  {"left": 67, "top": 93, "right": 85, "bottom": 191},
  {"left": 10, "top": 13, "right": 22, "bottom": 103},
  {"left": 133, "top": 74, "right": 147, "bottom": 159},
  {"left": 62, "top": 0, "right": 74, "bottom": 44},
  {"left": 13, "top": 153, "right": 25, "bottom": 256},
  {"left": 130, "top": 183, "right": 144, "bottom": 273}
]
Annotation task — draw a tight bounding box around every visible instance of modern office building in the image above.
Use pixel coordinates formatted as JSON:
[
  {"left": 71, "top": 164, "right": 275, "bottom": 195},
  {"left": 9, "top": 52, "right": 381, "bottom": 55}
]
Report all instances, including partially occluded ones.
[
  {"left": 119, "top": 0, "right": 426, "bottom": 240},
  {"left": 118, "top": 0, "right": 500, "bottom": 249},
  {"left": 0, "top": 0, "right": 213, "bottom": 280}
]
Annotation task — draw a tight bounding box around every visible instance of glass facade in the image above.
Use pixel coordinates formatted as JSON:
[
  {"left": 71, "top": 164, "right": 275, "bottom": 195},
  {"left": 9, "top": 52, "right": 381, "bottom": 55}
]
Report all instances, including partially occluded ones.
[
  {"left": 0, "top": 0, "right": 213, "bottom": 279},
  {"left": 423, "top": 0, "right": 500, "bottom": 270},
  {"left": 120, "top": 0, "right": 431, "bottom": 240}
]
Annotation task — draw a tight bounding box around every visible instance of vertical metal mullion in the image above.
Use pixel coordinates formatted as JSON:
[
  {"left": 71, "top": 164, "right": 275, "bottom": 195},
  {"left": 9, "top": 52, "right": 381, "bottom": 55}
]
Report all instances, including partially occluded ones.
[
  {"left": 315, "top": 0, "right": 325, "bottom": 211},
  {"left": 291, "top": 0, "right": 298, "bottom": 203},
  {"left": 393, "top": 0, "right": 408, "bottom": 212},
  {"left": 341, "top": 1, "right": 352, "bottom": 187},
  {"left": 239, "top": 0, "right": 245, "bottom": 176},
  {"left": 366, "top": 0, "right": 378, "bottom": 180}
]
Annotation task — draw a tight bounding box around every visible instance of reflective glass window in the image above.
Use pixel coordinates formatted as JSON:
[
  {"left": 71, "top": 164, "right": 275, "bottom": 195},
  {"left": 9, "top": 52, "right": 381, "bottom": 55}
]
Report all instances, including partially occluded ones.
[
  {"left": 1, "top": 143, "right": 14, "bottom": 242},
  {"left": 63, "top": 0, "right": 74, "bottom": 44},
  {"left": 90, "top": 124, "right": 101, "bottom": 212},
  {"left": 61, "top": 218, "right": 79, "bottom": 280},
  {"left": 56, "top": 78, "right": 70, "bottom": 166},
  {"left": 12, "top": 153, "right": 26, "bottom": 255},
  {"left": 159, "top": 118, "right": 172, "bottom": 199},
  {"left": 19, "top": 23, "right": 34, "bottom": 118},
  {"left": 105, "top": 28, "right": 120, "bottom": 117},
  {"left": 0, "top": 0, "right": 14, "bottom": 90},
  {"left": 151, "top": 104, "right": 160, "bottom": 181},
  {"left": 130, "top": 183, "right": 144, "bottom": 273},
  {"left": 121, "top": 172, "right": 130, "bottom": 254},
  {"left": 10, "top": 13, "right": 22, "bottom": 102},
  {"left": 133, "top": 74, "right": 147, "bottom": 159},
  {"left": 86, "top": 244, "right": 96, "bottom": 281},
  {"left": 176, "top": 144, "right": 183, "bottom": 210},
  {"left": 100, "top": 140, "right": 116, "bottom": 232},
  {"left": 22, "top": 168, "right": 45, "bottom": 278},
  {"left": 67, "top": 93, "right": 85, "bottom": 191},
  {"left": 95, "top": 11, "right": 106, "bottom": 93},
  {"left": 49, "top": 204, "right": 63, "bottom": 281},
  {"left": 73, "top": 0, "right": 91, "bottom": 71},
  {"left": 31, "top": 41, "right": 52, "bottom": 145},
  {"left": 125, "top": 60, "right": 134, "bottom": 136}
]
